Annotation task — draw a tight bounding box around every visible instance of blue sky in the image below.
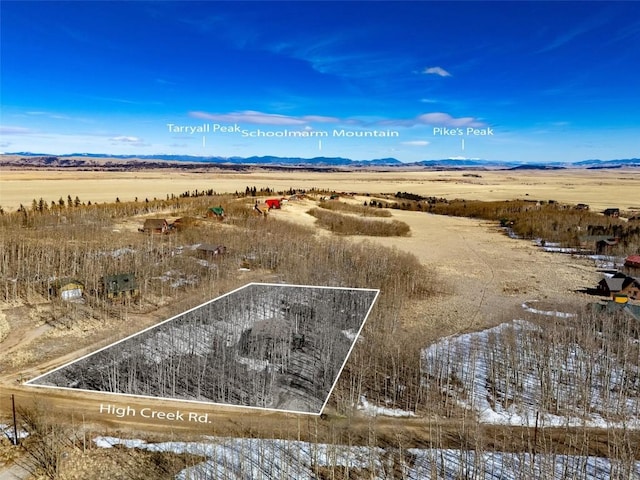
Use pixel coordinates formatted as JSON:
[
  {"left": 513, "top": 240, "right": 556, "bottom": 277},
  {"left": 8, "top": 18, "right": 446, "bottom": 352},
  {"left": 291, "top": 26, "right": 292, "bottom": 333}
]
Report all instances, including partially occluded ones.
[{"left": 1, "top": 1, "right": 639, "bottom": 162}]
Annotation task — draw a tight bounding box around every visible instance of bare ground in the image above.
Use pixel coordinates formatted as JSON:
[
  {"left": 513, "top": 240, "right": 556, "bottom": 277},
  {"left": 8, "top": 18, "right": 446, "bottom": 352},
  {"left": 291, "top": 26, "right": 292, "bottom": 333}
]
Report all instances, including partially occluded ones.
[{"left": 0, "top": 187, "right": 622, "bottom": 474}]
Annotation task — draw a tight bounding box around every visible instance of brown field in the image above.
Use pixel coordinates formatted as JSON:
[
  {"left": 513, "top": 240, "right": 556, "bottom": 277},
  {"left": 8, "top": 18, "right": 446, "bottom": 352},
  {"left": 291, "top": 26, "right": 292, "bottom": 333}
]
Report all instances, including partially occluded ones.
[
  {"left": 1, "top": 167, "right": 639, "bottom": 212},
  {"left": 1, "top": 166, "right": 639, "bottom": 476}
]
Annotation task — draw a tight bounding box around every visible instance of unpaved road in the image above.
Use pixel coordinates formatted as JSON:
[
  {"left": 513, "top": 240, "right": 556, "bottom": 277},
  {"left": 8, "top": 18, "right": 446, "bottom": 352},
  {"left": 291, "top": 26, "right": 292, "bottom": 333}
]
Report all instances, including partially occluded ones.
[{"left": 0, "top": 199, "right": 617, "bottom": 463}]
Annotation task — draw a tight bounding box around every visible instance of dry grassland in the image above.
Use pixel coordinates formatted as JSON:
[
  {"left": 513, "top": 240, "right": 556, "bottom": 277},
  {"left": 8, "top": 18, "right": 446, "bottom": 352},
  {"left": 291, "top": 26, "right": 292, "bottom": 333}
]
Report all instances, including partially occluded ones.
[{"left": 1, "top": 168, "right": 639, "bottom": 212}]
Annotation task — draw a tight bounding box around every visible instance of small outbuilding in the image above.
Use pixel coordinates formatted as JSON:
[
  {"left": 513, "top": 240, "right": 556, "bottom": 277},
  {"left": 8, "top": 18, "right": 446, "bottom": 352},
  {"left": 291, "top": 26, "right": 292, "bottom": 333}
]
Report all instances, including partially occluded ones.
[
  {"left": 49, "top": 278, "right": 85, "bottom": 301},
  {"left": 603, "top": 208, "right": 620, "bottom": 218},
  {"left": 102, "top": 273, "right": 139, "bottom": 299},
  {"left": 207, "top": 206, "right": 225, "bottom": 220},
  {"left": 625, "top": 255, "right": 640, "bottom": 272},
  {"left": 265, "top": 199, "right": 281, "bottom": 210},
  {"left": 196, "top": 243, "right": 227, "bottom": 258},
  {"left": 141, "top": 218, "right": 170, "bottom": 234}
]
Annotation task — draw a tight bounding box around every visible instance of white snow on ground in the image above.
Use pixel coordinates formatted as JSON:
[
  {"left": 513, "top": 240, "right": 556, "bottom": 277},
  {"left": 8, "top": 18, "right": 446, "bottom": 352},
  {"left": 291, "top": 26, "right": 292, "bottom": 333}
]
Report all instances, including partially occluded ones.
[
  {"left": 0, "top": 424, "right": 28, "bottom": 443},
  {"left": 96, "top": 247, "right": 136, "bottom": 258},
  {"left": 94, "top": 436, "right": 640, "bottom": 480},
  {"left": 357, "top": 395, "right": 416, "bottom": 418},
  {"left": 541, "top": 246, "right": 581, "bottom": 253},
  {"left": 421, "top": 320, "right": 640, "bottom": 429},
  {"left": 521, "top": 301, "right": 576, "bottom": 318},
  {"left": 588, "top": 255, "right": 626, "bottom": 270}
]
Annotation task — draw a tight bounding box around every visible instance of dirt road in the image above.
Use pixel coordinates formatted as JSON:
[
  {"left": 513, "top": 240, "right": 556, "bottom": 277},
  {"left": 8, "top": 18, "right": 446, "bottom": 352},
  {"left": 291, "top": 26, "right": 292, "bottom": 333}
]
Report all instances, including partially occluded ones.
[{"left": 0, "top": 198, "right": 613, "bottom": 460}]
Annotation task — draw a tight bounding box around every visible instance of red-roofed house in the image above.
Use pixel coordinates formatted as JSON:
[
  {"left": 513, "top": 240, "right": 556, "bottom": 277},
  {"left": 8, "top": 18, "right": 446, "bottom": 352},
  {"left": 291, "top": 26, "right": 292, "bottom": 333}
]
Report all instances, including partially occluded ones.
[
  {"left": 625, "top": 255, "right": 640, "bottom": 273},
  {"left": 265, "top": 199, "right": 281, "bottom": 209}
]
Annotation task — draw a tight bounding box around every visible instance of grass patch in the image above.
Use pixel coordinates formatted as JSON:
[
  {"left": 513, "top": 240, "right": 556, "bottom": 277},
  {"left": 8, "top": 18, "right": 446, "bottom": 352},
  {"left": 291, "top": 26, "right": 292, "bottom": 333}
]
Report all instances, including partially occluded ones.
[
  {"left": 318, "top": 200, "right": 392, "bottom": 217},
  {"left": 307, "top": 208, "right": 410, "bottom": 236}
]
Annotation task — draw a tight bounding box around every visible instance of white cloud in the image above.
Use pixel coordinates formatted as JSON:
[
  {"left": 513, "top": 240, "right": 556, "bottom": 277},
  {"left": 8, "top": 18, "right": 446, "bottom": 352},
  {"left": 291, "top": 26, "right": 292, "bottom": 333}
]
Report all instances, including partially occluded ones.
[
  {"left": 110, "top": 136, "right": 142, "bottom": 143},
  {"left": 378, "top": 112, "right": 486, "bottom": 128},
  {"left": 0, "top": 126, "right": 33, "bottom": 135},
  {"left": 401, "top": 140, "right": 430, "bottom": 146},
  {"left": 110, "top": 136, "right": 148, "bottom": 147},
  {"left": 420, "top": 98, "right": 438, "bottom": 103},
  {"left": 417, "top": 112, "right": 484, "bottom": 128},
  {"left": 423, "top": 66, "right": 451, "bottom": 77},
  {"left": 190, "top": 110, "right": 339, "bottom": 126}
]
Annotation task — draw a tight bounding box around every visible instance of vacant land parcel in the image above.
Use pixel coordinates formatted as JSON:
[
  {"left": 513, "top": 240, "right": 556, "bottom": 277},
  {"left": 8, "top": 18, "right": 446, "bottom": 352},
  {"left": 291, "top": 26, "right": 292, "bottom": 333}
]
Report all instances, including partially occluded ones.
[{"left": 29, "top": 284, "right": 379, "bottom": 414}]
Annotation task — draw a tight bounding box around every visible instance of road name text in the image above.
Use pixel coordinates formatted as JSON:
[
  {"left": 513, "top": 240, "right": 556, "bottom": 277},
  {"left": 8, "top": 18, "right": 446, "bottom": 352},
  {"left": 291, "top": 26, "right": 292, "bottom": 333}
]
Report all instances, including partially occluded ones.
[{"left": 99, "top": 403, "right": 211, "bottom": 424}]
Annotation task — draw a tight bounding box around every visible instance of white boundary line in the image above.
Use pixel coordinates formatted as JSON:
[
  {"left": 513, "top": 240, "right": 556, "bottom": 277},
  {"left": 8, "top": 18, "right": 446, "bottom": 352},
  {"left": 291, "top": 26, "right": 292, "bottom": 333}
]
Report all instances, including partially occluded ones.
[{"left": 25, "top": 282, "right": 380, "bottom": 416}]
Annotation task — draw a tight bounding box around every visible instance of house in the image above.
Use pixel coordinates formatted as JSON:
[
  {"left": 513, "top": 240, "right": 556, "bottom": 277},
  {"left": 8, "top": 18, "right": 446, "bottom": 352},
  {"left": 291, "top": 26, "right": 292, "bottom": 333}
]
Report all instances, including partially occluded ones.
[
  {"left": 196, "top": 243, "right": 226, "bottom": 258},
  {"left": 603, "top": 208, "right": 620, "bottom": 218},
  {"left": 579, "top": 235, "right": 619, "bottom": 253},
  {"left": 49, "top": 278, "right": 84, "bottom": 301},
  {"left": 625, "top": 255, "right": 640, "bottom": 273},
  {"left": 597, "top": 273, "right": 640, "bottom": 300},
  {"left": 265, "top": 199, "right": 281, "bottom": 210},
  {"left": 141, "top": 218, "right": 169, "bottom": 234},
  {"left": 595, "top": 237, "right": 619, "bottom": 254},
  {"left": 102, "top": 273, "right": 139, "bottom": 299},
  {"left": 206, "top": 206, "right": 225, "bottom": 220}
]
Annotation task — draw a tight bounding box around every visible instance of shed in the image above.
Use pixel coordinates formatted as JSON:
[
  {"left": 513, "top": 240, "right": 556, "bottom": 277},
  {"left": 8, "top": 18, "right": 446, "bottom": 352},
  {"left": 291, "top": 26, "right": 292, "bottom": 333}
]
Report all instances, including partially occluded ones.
[
  {"left": 265, "top": 199, "right": 281, "bottom": 209},
  {"left": 142, "top": 218, "right": 169, "bottom": 234},
  {"left": 207, "top": 206, "right": 225, "bottom": 220},
  {"left": 103, "top": 273, "right": 139, "bottom": 299},
  {"left": 625, "top": 255, "right": 640, "bottom": 270},
  {"left": 603, "top": 208, "right": 620, "bottom": 218},
  {"left": 595, "top": 238, "right": 619, "bottom": 254},
  {"left": 579, "top": 235, "right": 618, "bottom": 252},
  {"left": 49, "top": 278, "right": 84, "bottom": 301},
  {"left": 196, "top": 243, "right": 226, "bottom": 258}
]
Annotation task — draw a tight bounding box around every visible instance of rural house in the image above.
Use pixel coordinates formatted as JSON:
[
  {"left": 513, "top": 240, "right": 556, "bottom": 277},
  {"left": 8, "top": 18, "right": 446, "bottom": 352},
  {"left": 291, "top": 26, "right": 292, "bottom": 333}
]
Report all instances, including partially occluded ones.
[
  {"left": 48, "top": 278, "right": 84, "bottom": 301},
  {"left": 206, "top": 206, "right": 225, "bottom": 220},
  {"left": 102, "top": 273, "right": 139, "bottom": 299},
  {"left": 579, "top": 235, "right": 619, "bottom": 254},
  {"left": 597, "top": 273, "right": 640, "bottom": 301},
  {"left": 141, "top": 218, "right": 170, "bottom": 234},
  {"left": 625, "top": 255, "right": 640, "bottom": 273},
  {"left": 196, "top": 243, "right": 227, "bottom": 258},
  {"left": 265, "top": 199, "right": 281, "bottom": 209},
  {"left": 603, "top": 208, "right": 620, "bottom": 218}
]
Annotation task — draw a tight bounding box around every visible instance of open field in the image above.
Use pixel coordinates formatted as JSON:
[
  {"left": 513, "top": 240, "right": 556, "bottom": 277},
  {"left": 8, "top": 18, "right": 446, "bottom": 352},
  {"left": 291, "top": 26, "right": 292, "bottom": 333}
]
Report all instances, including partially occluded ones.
[
  {"left": 1, "top": 167, "right": 639, "bottom": 213},
  {"left": 1, "top": 167, "right": 639, "bottom": 478}
]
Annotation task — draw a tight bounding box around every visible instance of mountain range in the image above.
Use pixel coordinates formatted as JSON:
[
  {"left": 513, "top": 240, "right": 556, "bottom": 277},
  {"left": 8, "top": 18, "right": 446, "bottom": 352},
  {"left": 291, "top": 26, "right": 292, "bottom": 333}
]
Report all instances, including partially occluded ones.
[{"left": 3, "top": 152, "right": 640, "bottom": 169}]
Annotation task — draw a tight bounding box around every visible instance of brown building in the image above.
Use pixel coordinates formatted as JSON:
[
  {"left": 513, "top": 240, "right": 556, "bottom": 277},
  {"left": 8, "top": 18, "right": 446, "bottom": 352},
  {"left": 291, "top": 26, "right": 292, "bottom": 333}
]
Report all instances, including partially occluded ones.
[
  {"left": 603, "top": 208, "right": 620, "bottom": 218},
  {"left": 141, "top": 218, "right": 169, "bottom": 234},
  {"left": 196, "top": 243, "right": 226, "bottom": 258},
  {"left": 598, "top": 273, "right": 640, "bottom": 300}
]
